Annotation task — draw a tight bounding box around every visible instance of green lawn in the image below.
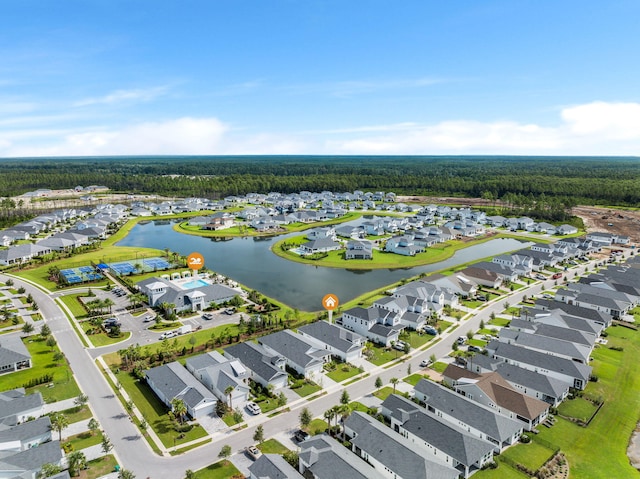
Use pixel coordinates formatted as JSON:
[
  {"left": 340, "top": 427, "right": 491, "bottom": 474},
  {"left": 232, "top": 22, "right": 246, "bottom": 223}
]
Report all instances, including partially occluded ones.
[
  {"left": 429, "top": 361, "right": 449, "bottom": 374},
  {"left": 404, "top": 373, "right": 429, "bottom": 386},
  {"left": 372, "top": 386, "right": 395, "bottom": 401},
  {"left": 80, "top": 321, "right": 130, "bottom": 347},
  {"left": 83, "top": 455, "right": 119, "bottom": 479},
  {"left": 367, "top": 344, "right": 404, "bottom": 366},
  {"left": 308, "top": 418, "right": 330, "bottom": 435},
  {"left": 325, "top": 363, "right": 362, "bottom": 382},
  {"left": 488, "top": 317, "right": 510, "bottom": 327},
  {"left": 467, "top": 338, "right": 488, "bottom": 347},
  {"left": 254, "top": 396, "right": 283, "bottom": 414},
  {"left": 115, "top": 371, "right": 208, "bottom": 448},
  {"left": 557, "top": 396, "right": 599, "bottom": 423},
  {"left": 56, "top": 405, "right": 93, "bottom": 424},
  {"left": 478, "top": 324, "right": 640, "bottom": 479},
  {"left": 477, "top": 457, "right": 535, "bottom": 479},
  {"left": 64, "top": 430, "right": 104, "bottom": 451},
  {"left": 258, "top": 438, "right": 290, "bottom": 454},
  {"left": 293, "top": 381, "right": 323, "bottom": 397},
  {"left": 191, "top": 460, "right": 242, "bottom": 479},
  {"left": 0, "top": 337, "right": 80, "bottom": 403},
  {"left": 59, "top": 294, "right": 89, "bottom": 319},
  {"left": 501, "top": 440, "right": 556, "bottom": 472}
]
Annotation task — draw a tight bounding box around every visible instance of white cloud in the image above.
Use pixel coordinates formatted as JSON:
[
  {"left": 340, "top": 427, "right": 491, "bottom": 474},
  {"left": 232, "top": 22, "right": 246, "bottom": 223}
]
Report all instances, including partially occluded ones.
[
  {"left": 1, "top": 101, "right": 639, "bottom": 157},
  {"left": 74, "top": 86, "right": 170, "bottom": 107}
]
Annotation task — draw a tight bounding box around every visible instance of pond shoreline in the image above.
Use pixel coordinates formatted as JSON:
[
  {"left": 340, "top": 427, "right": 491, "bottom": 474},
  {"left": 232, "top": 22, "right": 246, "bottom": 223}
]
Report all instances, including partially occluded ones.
[{"left": 628, "top": 422, "right": 640, "bottom": 470}]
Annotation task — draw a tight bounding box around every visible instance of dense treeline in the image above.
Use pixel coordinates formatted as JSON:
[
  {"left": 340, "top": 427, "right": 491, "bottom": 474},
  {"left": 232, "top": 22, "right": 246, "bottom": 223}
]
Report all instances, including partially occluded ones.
[{"left": 1, "top": 155, "right": 640, "bottom": 206}]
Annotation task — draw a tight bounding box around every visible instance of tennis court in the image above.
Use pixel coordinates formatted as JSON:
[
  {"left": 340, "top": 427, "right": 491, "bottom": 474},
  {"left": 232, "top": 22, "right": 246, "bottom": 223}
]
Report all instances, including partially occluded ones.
[
  {"left": 108, "top": 257, "right": 173, "bottom": 275},
  {"left": 60, "top": 266, "right": 104, "bottom": 284}
]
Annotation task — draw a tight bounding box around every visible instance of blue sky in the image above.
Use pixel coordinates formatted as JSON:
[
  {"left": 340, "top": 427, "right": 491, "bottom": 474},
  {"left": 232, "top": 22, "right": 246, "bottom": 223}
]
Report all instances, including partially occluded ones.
[{"left": 1, "top": 0, "right": 639, "bottom": 157}]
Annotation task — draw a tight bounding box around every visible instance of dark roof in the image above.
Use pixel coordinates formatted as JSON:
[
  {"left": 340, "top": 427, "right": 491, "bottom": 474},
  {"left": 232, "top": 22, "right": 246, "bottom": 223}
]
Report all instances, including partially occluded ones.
[
  {"left": 249, "top": 453, "right": 303, "bottom": 479},
  {"left": 298, "top": 321, "right": 363, "bottom": 354},
  {"left": 224, "top": 341, "right": 286, "bottom": 383}
]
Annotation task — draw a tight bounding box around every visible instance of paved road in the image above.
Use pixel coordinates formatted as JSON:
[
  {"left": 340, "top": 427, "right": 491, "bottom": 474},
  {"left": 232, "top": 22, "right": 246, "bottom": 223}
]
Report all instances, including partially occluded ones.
[{"left": 2, "top": 257, "right": 602, "bottom": 479}]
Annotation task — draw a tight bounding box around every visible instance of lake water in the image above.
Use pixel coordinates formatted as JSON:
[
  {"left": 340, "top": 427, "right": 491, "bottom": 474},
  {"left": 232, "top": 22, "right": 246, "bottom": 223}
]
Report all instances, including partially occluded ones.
[{"left": 117, "top": 221, "right": 530, "bottom": 311}]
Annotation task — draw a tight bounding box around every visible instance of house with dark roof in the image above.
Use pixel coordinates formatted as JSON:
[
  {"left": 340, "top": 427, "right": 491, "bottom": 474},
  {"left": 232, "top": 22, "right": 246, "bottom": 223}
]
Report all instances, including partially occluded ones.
[
  {"left": 298, "top": 434, "right": 387, "bottom": 479},
  {"left": 380, "top": 394, "right": 495, "bottom": 478},
  {"left": 249, "top": 453, "right": 304, "bottom": 479},
  {"left": 519, "top": 307, "right": 603, "bottom": 336},
  {"left": 299, "top": 238, "right": 342, "bottom": 255},
  {"left": 497, "top": 329, "right": 591, "bottom": 364},
  {"left": 0, "top": 336, "right": 32, "bottom": 375},
  {"left": 0, "top": 439, "right": 64, "bottom": 479},
  {"left": 224, "top": 342, "right": 288, "bottom": 391},
  {"left": 485, "top": 340, "right": 592, "bottom": 390},
  {"left": 344, "top": 240, "right": 373, "bottom": 260},
  {"left": 413, "top": 379, "right": 523, "bottom": 452},
  {"left": 145, "top": 362, "right": 217, "bottom": 419},
  {"left": 343, "top": 411, "right": 459, "bottom": 479},
  {"left": 466, "top": 357, "right": 571, "bottom": 407},
  {"left": 533, "top": 300, "right": 611, "bottom": 328},
  {"left": 185, "top": 351, "right": 250, "bottom": 410},
  {"left": 259, "top": 330, "right": 330, "bottom": 379},
  {"left": 446, "top": 369, "right": 549, "bottom": 431},
  {"left": 462, "top": 266, "right": 502, "bottom": 289},
  {"left": 298, "top": 321, "right": 364, "bottom": 363},
  {"left": 0, "top": 389, "right": 44, "bottom": 427},
  {"left": 0, "top": 416, "right": 52, "bottom": 452}
]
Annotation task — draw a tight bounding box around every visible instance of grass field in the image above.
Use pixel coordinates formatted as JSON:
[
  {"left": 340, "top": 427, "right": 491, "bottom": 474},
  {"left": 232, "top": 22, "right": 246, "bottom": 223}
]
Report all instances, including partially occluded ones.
[
  {"left": 115, "top": 371, "right": 208, "bottom": 448},
  {"left": 476, "top": 324, "right": 640, "bottom": 479},
  {"left": 325, "top": 363, "right": 362, "bottom": 382},
  {"left": 501, "top": 440, "right": 556, "bottom": 472},
  {"left": 191, "top": 460, "right": 242, "bottom": 479},
  {"left": 557, "top": 396, "right": 599, "bottom": 423},
  {"left": 258, "top": 438, "right": 290, "bottom": 454},
  {"left": 0, "top": 337, "right": 80, "bottom": 402}
]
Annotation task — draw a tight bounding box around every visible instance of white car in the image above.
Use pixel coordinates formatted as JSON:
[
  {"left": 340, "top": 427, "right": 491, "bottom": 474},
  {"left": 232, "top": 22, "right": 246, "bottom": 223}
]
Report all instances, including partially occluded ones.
[
  {"left": 143, "top": 315, "right": 155, "bottom": 322},
  {"left": 393, "top": 341, "right": 407, "bottom": 351},
  {"left": 159, "top": 331, "right": 177, "bottom": 340},
  {"left": 246, "top": 401, "right": 261, "bottom": 415},
  {"left": 419, "top": 359, "right": 431, "bottom": 368}
]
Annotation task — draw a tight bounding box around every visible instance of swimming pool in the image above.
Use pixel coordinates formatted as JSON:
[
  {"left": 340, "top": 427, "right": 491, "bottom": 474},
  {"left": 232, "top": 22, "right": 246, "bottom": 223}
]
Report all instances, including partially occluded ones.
[{"left": 180, "top": 279, "right": 211, "bottom": 289}]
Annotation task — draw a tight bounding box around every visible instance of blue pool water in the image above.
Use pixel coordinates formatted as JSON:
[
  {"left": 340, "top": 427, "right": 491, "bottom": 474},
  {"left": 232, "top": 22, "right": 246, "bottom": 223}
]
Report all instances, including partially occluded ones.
[{"left": 181, "top": 279, "right": 211, "bottom": 289}]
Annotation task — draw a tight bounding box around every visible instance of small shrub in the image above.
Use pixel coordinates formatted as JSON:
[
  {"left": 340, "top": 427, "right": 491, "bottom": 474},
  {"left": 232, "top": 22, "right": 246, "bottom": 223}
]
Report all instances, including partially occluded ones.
[{"left": 520, "top": 434, "right": 531, "bottom": 443}]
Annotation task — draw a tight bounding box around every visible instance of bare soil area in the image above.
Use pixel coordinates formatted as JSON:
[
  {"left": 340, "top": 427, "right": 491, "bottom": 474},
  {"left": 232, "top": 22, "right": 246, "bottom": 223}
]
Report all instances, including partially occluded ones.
[{"left": 398, "top": 196, "right": 640, "bottom": 244}]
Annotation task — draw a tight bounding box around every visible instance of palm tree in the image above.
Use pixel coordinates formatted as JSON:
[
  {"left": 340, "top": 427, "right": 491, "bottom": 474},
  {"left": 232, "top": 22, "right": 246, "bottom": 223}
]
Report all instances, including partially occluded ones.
[
  {"left": 339, "top": 404, "right": 352, "bottom": 441},
  {"left": 102, "top": 298, "right": 115, "bottom": 314},
  {"left": 224, "top": 386, "right": 234, "bottom": 410},
  {"left": 390, "top": 377, "right": 399, "bottom": 394},
  {"left": 171, "top": 398, "right": 187, "bottom": 424},
  {"left": 50, "top": 412, "right": 69, "bottom": 441},
  {"left": 118, "top": 469, "right": 136, "bottom": 479},
  {"left": 67, "top": 451, "right": 87, "bottom": 477},
  {"left": 324, "top": 407, "right": 336, "bottom": 432}
]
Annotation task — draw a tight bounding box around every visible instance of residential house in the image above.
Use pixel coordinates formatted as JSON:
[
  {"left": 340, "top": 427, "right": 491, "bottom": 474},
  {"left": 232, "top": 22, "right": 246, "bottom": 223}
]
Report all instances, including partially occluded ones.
[
  {"left": 258, "top": 330, "right": 330, "bottom": 379},
  {"left": 444, "top": 368, "right": 549, "bottom": 430},
  {"left": 462, "top": 266, "right": 502, "bottom": 289},
  {"left": 372, "top": 296, "right": 427, "bottom": 331},
  {"left": 137, "top": 276, "right": 238, "bottom": 313},
  {"left": 0, "top": 416, "right": 52, "bottom": 452},
  {"left": 298, "top": 321, "right": 364, "bottom": 363},
  {"left": 533, "top": 300, "right": 612, "bottom": 328},
  {"left": 492, "top": 254, "right": 533, "bottom": 277},
  {"left": 428, "top": 273, "right": 478, "bottom": 298},
  {"left": 0, "top": 390, "right": 44, "bottom": 426},
  {"left": 485, "top": 340, "right": 592, "bottom": 390},
  {"left": 223, "top": 342, "right": 288, "bottom": 391},
  {"left": 0, "top": 336, "right": 32, "bottom": 375},
  {"left": 300, "top": 238, "right": 342, "bottom": 255},
  {"left": 0, "top": 439, "right": 64, "bottom": 479},
  {"left": 380, "top": 394, "right": 495, "bottom": 478},
  {"left": 465, "top": 357, "right": 571, "bottom": 407},
  {"left": 299, "top": 434, "right": 387, "bottom": 479},
  {"left": 385, "top": 235, "right": 424, "bottom": 256},
  {"left": 340, "top": 306, "right": 402, "bottom": 347},
  {"left": 343, "top": 411, "right": 459, "bottom": 479},
  {"left": 249, "top": 454, "right": 304, "bottom": 479},
  {"left": 413, "top": 379, "right": 523, "bottom": 452},
  {"left": 185, "top": 352, "right": 250, "bottom": 410},
  {"left": 145, "top": 362, "right": 217, "bottom": 419},
  {"left": 344, "top": 240, "right": 373, "bottom": 260},
  {"left": 496, "top": 329, "right": 591, "bottom": 364}
]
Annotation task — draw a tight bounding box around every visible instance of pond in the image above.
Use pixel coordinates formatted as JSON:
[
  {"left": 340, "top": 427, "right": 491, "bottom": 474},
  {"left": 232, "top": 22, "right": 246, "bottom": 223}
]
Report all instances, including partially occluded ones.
[{"left": 117, "top": 221, "right": 530, "bottom": 311}]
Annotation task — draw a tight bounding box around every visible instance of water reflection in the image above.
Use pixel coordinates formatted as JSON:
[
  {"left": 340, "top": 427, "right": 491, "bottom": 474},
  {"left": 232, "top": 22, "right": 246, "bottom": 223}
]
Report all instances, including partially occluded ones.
[{"left": 117, "top": 222, "right": 530, "bottom": 311}]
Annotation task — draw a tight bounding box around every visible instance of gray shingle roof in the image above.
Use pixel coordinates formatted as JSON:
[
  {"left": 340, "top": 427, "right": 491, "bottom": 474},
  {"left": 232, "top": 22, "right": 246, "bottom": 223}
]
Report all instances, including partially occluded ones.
[
  {"left": 498, "top": 329, "right": 591, "bottom": 363},
  {"left": 414, "top": 379, "right": 522, "bottom": 443},
  {"left": 0, "top": 439, "right": 63, "bottom": 472},
  {"left": 259, "top": 330, "right": 327, "bottom": 370},
  {"left": 345, "top": 411, "right": 458, "bottom": 479},
  {"left": 249, "top": 453, "right": 304, "bottom": 479},
  {"left": 299, "top": 434, "right": 386, "bottom": 479},
  {"left": 381, "top": 394, "right": 495, "bottom": 467},
  {"left": 145, "top": 361, "right": 215, "bottom": 410},
  {"left": 494, "top": 363, "right": 571, "bottom": 400},
  {"left": 0, "top": 336, "right": 31, "bottom": 368},
  {"left": 298, "top": 321, "right": 363, "bottom": 354},
  {"left": 0, "top": 390, "right": 43, "bottom": 425},
  {"left": 224, "top": 342, "right": 287, "bottom": 383},
  {"left": 0, "top": 415, "right": 51, "bottom": 442}
]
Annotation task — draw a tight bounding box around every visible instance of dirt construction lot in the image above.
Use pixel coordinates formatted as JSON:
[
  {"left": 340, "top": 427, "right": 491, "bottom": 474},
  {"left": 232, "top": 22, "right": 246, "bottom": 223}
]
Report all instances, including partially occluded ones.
[{"left": 398, "top": 196, "right": 640, "bottom": 245}]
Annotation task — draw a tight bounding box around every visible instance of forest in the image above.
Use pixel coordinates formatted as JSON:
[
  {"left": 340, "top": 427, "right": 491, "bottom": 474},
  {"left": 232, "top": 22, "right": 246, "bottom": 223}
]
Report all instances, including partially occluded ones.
[{"left": 1, "top": 155, "right": 640, "bottom": 207}]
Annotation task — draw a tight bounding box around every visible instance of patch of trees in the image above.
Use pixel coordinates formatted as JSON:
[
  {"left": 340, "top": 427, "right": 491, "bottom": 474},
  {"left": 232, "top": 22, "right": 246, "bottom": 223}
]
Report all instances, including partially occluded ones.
[{"left": 2, "top": 156, "right": 640, "bottom": 206}]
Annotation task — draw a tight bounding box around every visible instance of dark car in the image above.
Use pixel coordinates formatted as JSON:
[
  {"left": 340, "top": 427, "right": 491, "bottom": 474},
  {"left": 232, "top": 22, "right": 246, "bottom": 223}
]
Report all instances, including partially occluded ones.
[
  {"left": 294, "top": 429, "right": 310, "bottom": 442},
  {"left": 468, "top": 345, "right": 482, "bottom": 353}
]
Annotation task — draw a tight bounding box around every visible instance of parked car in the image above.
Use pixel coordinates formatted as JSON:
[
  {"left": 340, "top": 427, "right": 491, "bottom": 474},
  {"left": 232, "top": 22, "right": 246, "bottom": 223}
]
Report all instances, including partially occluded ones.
[
  {"left": 542, "top": 293, "right": 554, "bottom": 300},
  {"left": 423, "top": 326, "right": 438, "bottom": 335},
  {"left": 393, "top": 340, "right": 407, "bottom": 351},
  {"left": 224, "top": 308, "right": 236, "bottom": 315},
  {"left": 552, "top": 272, "right": 563, "bottom": 279},
  {"left": 476, "top": 294, "right": 487, "bottom": 302},
  {"left": 294, "top": 429, "right": 310, "bottom": 442},
  {"left": 468, "top": 345, "right": 482, "bottom": 353},
  {"left": 245, "top": 445, "right": 262, "bottom": 461},
  {"left": 535, "top": 274, "right": 547, "bottom": 280},
  {"left": 246, "top": 401, "right": 261, "bottom": 415},
  {"left": 419, "top": 358, "right": 431, "bottom": 368},
  {"left": 456, "top": 336, "right": 466, "bottom": 345},
  {"left": 159, "top": 331, "right": 177, "bottom": 340},
  {"left": 143, "top": 315, "right": 155, "bottom": 322},
  {"left": 202, "top": 313, "right": 214, "bottom": 320},
  {"left": 455, "top": 356, "right": 467, "bottom": 366},
  {"left": 103, "top": 318, "right": 120, "bottom": 327}
]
